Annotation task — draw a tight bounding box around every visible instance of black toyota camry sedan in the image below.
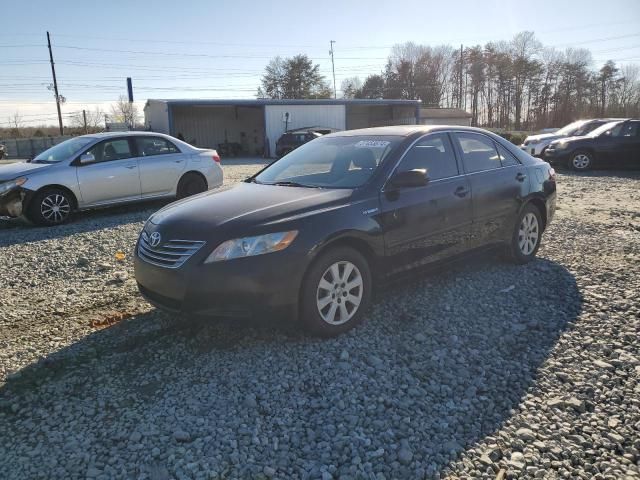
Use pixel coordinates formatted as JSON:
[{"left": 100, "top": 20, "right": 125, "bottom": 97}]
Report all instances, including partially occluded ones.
[
  {"left": 544, "top": 118, "right": 640, "bottom": 170},
  {"left": 135, "top": 126, "right": 556, "bottom": 336}
]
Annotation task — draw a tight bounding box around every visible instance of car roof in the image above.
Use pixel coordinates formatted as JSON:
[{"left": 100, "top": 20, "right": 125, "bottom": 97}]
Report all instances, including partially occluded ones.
[
  {"left": 79, "top": 131, "right": 170, "bottom": 140},
  {"left": 327, "top": 125, "right": 501, "bottom": 137}
]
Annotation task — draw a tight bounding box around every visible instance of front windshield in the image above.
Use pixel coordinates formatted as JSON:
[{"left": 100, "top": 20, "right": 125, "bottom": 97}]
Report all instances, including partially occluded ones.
[
  {"left": 33, "top": 137, "right": 95, "bottom": 163},
  {"left": 254, "top": 135, "right": 402, "bottom": 188},
  {"left": 587, "top": 121, "right": 623, "bottom": 138},
  {"left": 556, "top": 120, "right": 588, "bottom": 136}
]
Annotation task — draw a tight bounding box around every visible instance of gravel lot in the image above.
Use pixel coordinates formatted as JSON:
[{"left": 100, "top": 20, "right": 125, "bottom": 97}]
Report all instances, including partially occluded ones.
[{"left": 0, "top": 160, "right": 639, "bottom": 480}]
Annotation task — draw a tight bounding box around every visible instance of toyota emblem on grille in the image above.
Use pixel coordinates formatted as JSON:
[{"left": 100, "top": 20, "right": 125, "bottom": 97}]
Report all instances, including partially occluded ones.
[{"left": 149, "top": 232, "right": 162, "bottom": 248}]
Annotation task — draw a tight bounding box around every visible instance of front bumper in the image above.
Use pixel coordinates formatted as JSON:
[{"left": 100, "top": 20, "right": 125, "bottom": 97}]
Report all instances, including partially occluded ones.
[
  {"left": 0, "top": 189, "right": 25, "bottom": 218},
  {"left": 542, "top": 148, "right": 570, "bottom": 165},
  {"left": 134, "top": 245, "right": 308, "bottom": 317},
  {"left": 520, "top": 143, "right": 548, "bottom": 157}
]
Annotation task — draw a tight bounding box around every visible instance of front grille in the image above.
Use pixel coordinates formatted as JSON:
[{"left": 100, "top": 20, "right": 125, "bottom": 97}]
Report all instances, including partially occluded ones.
[{"left": 137, "top": 232, "right": 205, "bottom": 269}]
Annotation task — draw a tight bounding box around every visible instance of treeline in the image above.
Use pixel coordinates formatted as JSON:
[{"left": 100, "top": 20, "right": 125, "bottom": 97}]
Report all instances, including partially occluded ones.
[{"left": 260, "top": 31, "right": 640, "bottom": 130}]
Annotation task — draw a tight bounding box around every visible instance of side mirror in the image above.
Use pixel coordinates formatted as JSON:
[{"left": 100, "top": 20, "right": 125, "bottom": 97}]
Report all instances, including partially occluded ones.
[
  {"left": 79, "top": 152, "right": 95, "bottom": 164},
  {"left": 389, "top": 169, "right": 429, "bottom": 188}
]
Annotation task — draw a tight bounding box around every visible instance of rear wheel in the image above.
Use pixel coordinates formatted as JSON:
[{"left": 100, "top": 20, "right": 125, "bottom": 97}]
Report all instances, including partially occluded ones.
[
  {"left": 27, "top": 188, "right": 73, "bottom": 226},
  {"left": 176, "top": 172, "right": 207, "bottom": 199},
  {"left": 569, "top": 150, "right": 593, "bottom": 171},
  {"left": 506, "top": 204, "right": 543, "bottom": 264},
  {"left": 300, "top": 247, "right": 372, "bottom": 337}
]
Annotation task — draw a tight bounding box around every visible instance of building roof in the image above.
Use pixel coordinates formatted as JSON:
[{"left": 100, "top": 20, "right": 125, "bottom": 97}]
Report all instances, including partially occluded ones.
[
  {"left": 146, "top": 98, "right": 421, "bottom": 108},
  {"left": 420, "top": 108, "right": 472, "bottom": 118}
]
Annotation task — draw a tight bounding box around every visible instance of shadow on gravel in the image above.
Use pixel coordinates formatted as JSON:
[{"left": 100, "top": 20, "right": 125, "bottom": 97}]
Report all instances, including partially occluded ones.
[
  {"left": 555, "top": 167, "right": 640, "bottom": 179},
  {"left": 0, "top": 199, "right": 170, "bottom": 247},
  {"left": 0, "top": 254, "right": 582, "bottom": 478}
]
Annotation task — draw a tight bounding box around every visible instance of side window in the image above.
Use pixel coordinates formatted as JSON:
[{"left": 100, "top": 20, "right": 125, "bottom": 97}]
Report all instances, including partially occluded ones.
[
  {"left": 136, "top": 137, "right": 180, "bottom": 157},
  {"left": 454, "top": 133, "right": 501, "bottom": 173},
  {"left": 396, "top": 133, "right": 458, "bottom": 181},
  {"left": 620, "top": 122, "right": 638, "bottom": 137},
  {"left": 496, "top": 142, "right": 520, "bottom": 167},
  {"left": 86, "top": 139, "right": 133, "bottom": 163}
]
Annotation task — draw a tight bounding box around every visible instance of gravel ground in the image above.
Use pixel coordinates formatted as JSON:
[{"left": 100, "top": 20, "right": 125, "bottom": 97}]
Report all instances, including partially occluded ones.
[{"left": 0, "top": 162, "right": 638, "bottom": 480}]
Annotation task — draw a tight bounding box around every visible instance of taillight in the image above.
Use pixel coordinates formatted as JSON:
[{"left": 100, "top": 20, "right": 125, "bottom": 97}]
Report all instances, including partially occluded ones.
[{"left": 212, "top": 151, "right": 220, "bottom": 163}]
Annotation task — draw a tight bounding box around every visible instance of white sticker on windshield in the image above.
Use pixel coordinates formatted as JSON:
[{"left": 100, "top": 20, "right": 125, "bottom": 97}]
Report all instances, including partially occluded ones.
[{"left": 354, "top": 140, "right": 390, "bottom": 148}]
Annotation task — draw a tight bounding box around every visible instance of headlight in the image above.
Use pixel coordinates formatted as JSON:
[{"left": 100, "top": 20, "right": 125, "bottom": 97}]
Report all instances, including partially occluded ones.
[
  {"left": 554, "top": 142, "right": 569, "bottom": 150},
  {"left": 205, "top": 231, "right": 298, "bottom": 263},
  {"left": 0, "top": 177, "right": 27, "bottom": 195},
  {"left": 527, "top": 139, "right": 540, "bottom": 145}
]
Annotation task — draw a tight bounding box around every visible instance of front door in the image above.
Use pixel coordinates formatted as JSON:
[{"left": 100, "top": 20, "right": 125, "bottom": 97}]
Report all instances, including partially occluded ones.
[
  {"left": 76, "top": 138, "right": 141, "bottom": 206},
  {"left": 451, "top": 132, "right": 528, "bottom": 245},
  {"left": 135, "top": 136, "right": 186, "bottom": 197},
  {"left": 380, "top": 132, "right": 472, "bottom": 274}
]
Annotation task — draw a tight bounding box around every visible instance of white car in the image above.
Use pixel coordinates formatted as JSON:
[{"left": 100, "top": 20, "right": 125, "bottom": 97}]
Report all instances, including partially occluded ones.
[
  {"left": 520, "top": 119, "right": 619, "bottom": 157},
  {"left": 0, "top": 132, "right": 223, "bottom": 225}
]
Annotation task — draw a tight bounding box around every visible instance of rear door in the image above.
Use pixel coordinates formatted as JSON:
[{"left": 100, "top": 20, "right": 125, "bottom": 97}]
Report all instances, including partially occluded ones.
[
  {"left": 76, "top": 137, "right": 141, "bottom": 205},
  {"left": 617, "top": 121, "right": 640, "bottom": 166},
  {"left": 451, "top": 132, "right": 528, "bottom": 246},
  {"left": 380, "top": 132, "right": 472, "bottom": 273},
  {"left": 135, "top": 136, "right": 186, "bottom": 197}
]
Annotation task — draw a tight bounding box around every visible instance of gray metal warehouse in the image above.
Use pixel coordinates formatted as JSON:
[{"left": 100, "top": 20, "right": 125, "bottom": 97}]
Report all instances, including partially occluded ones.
[{"left": 143, "top": 99, "right": 421, "bottom": 157}]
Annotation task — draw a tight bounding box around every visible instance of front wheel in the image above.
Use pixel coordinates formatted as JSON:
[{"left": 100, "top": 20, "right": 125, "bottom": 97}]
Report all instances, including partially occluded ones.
[
  {"left": 300, "top": 247, "right": 372, "bottom": 337},
  {"left": 506, "top": 204, "right": 543, "bottom": 264},
  {"left": 569, "top": 150, "right": 593, "bottom": 171},
  {"left": 27, "top": 188, "right": 73, "bottom": 226}
]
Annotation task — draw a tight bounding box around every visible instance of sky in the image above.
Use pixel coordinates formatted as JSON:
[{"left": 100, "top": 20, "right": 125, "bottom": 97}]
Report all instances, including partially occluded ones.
[{"left": 2, "top": 0, "right": 640, "bottom": 127}]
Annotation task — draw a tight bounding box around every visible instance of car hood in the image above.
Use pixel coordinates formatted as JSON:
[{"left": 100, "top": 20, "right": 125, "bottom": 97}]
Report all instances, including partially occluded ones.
[
  {"left": 0, "top": 161, "right": 52, "bottom": 182},
  {"left": 550, "top": 135, "right": 592, "bottom": 145},
  {"left": 147, "top": 182, "right": 353, "bottom": 238},
  {"left": 525, "top": 133, "right": 564, "bottom": 143}
]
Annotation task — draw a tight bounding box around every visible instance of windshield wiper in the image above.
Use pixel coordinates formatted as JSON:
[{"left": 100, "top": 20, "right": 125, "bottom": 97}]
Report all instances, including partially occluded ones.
[{"left": 267, "top": 181, "right": 315, "bottom": 188}]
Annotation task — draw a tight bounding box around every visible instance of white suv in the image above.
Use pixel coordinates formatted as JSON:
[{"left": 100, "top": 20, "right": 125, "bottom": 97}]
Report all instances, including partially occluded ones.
[{"left": 0, "top": 132, "right": 223, "bottom": 225}]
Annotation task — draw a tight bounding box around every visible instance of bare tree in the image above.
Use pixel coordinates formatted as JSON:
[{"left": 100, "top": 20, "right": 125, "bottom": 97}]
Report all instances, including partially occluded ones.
[
  {"left": 70, "top": 107, "right": 105, "bottom": 133},
  {"left": 8, "top": 112, "right": 24, "bottom": 138},
  {"left": 110, "top": 96, "right": 139, "bottom": 127}
]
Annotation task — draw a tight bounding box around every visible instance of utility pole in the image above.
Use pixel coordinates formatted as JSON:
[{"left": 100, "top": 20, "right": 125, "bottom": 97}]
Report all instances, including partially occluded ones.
[
  {"left": 47, "top": 31, "right": 64, "bottom": 136},
  {"left": 329, "top": 40, "right": 337, "bottom": 99},
  {"left": 458, "top": 44, "right": 463, "bottom": 110},
  {"left": 82, "top": 109, "right": 87, "bottom": 134}
]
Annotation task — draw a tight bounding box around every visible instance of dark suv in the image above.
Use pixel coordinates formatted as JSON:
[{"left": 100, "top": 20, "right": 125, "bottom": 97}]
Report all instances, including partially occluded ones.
[{"left": 275, "top": 128, "right": 333, "bottom": 157}]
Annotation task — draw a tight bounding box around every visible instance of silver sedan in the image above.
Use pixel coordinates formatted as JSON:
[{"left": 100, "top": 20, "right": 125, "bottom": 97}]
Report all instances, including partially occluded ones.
[{"left": 0, "top": 132, "right": 223, "bottom": 225}]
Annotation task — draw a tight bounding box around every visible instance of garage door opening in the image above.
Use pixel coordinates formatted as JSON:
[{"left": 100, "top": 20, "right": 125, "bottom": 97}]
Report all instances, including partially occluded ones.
[
  {"left": 346, "top": 104, "right": 417, "bottom": 129},
  {"left": 172, "top": 105, "right": 265, "bottom": 157}
]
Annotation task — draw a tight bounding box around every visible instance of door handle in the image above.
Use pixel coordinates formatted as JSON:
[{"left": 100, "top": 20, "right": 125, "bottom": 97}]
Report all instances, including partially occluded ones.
[
  {"left": 124, "top": 165, "right": 136, "bottom": 169},
  {"left": 174, "top": 160, "right": 184, "bottom": 163},
  {"left": 454, "top": 186, "right": 469, "bottom": 198},
  {"left": 516, "top": 172, "right": 527, "bottom": 182}
]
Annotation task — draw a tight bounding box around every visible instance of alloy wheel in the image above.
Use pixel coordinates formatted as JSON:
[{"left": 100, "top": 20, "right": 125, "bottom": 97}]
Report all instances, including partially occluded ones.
[
  {"left": 572, "top": 153, "right": 590, "bottom": 170},
  {"left": 41, "top": 194, "right": 71, "bottom": 223},
  {"left": 316, "top": 261, "right": 363, "bottom": 325},
  {"left": 518, "top": 212, "right": 539, "bottom": 255}
]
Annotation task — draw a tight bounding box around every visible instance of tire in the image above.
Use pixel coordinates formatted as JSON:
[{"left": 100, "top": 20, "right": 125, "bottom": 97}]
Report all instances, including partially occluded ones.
[
  {"left": 505, "top": 203, "right": 543, "bottom": 264},
  {"left": 176, "top": 172, "right": 207, "bottom": 199},
  {"left": 26, "top": 188, "right": 73, "bottom": 226},
  {"left": 300, "top": 246, "right": 372, "bottom": 337},
  {"left": 568, "top": 150, "right": 593, "bottom": 171}
]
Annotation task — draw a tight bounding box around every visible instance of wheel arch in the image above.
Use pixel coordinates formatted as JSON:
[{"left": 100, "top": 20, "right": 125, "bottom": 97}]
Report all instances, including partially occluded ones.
[
  {"left": 298, "top": 234, "right": 381, "bottom": 308},
  {"left": 28, "top": 184, "right": 79, "bottom": 210},
  {"left": 177, "top": 170, "right": 208, "bottom": 190},
  {"left": 521, "top": 195, "right": 547, "bottom": 231}
]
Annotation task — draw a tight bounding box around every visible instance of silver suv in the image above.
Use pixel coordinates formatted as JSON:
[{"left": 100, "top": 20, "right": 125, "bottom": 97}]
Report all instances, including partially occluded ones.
[{"left": 0, "top": 132, "right": 223, "bottom": 225}]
